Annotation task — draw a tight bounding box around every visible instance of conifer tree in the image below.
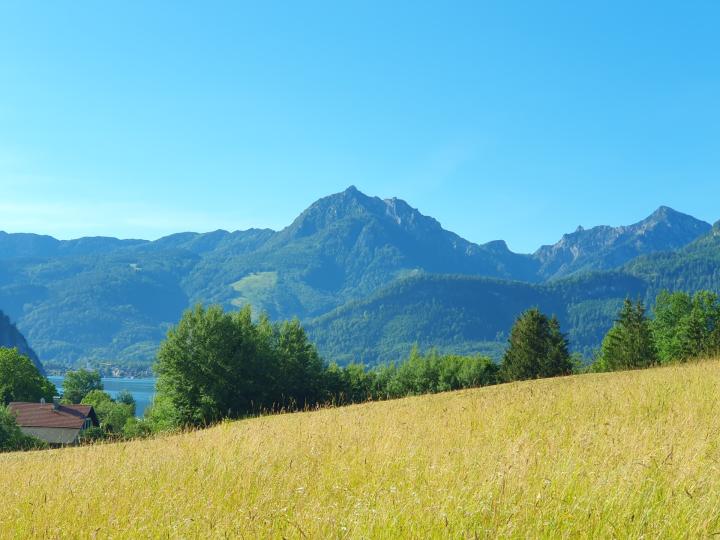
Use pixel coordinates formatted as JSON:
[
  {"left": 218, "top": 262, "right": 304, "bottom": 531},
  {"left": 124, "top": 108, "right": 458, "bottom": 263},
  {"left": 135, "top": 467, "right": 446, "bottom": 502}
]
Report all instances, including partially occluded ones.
[
  {"left": 501, "top": 308, "right": 572, "bottom": 382},
  {"left": 543, "top": 316, "right": 573, "bottom": 376},
  {"left": 598, "top": 299, "right": 657, "bottom": 371},
  {"left": 653, "top": 290, "right": 720, "bottom": 363}
]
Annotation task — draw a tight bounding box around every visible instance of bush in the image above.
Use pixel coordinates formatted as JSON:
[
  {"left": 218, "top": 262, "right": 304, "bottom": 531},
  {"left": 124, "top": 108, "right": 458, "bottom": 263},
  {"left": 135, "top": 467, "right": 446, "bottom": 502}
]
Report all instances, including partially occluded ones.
[
  {"left": 78, "top": 427, "right": 106, "bottom": 444},
  {"left": 81, "top": 390, "right": 134, "bottom": 434},
  {"left": 122, "top": 417, "right": 153, "bottom": 439},
  {"left": 0, "top": 406, "right": 46, "bottom": 452},
  {"left": 325, "top": 349, "right": 498, "bottom": 403}
]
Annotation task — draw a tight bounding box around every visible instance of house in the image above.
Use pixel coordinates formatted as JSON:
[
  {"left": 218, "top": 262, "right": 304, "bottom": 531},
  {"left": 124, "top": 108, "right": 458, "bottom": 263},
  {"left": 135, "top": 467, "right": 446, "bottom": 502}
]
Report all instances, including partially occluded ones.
[{"left": 8, "top": 397, "right": 100, "bottom": 445}]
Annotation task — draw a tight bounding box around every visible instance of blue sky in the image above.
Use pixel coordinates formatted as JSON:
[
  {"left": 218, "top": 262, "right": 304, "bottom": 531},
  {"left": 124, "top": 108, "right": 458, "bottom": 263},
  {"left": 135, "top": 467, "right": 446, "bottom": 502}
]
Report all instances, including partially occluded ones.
[{"left": 1, "top": 1, "right": 718, "bottom": 253}]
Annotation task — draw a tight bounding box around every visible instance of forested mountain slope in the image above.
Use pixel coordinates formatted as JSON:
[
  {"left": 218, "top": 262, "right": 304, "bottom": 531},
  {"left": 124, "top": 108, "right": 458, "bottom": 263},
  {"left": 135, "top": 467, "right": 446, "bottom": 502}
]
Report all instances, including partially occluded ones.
[
  {"left": 0, "top": 309, "right": 44, "bottom": 374},
  {"left": 624, "top": 220, "right": 720, "bottom": 294},
  {"left": 307, "top": 272, "right": 648, "bottom": 363},
  {"left": 0, "top": 187, "right": 541, "bottom": 367},
  {"left": 0, "top": 187, "right": 714, "bottom": 370}
]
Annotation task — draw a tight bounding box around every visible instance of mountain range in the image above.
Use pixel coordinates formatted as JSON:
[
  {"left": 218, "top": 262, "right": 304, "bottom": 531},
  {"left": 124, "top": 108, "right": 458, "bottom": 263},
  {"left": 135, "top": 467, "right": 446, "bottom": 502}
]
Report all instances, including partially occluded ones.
[{"left": 0, "top": 186, "right": 717, "bottom": 373}]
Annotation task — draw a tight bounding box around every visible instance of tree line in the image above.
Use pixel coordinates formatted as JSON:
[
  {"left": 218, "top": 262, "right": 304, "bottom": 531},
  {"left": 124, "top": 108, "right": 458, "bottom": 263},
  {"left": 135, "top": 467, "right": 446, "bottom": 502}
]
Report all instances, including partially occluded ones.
[
  {"left": 142, "top": 305, "right": 503, "bottom": 430},
  {"left": 143, "top": 291, "right": 720, "bottom": 428},
  {"left": 3, "top": 289, "right": 720, "bottom": 451},
  {"left": 592, "top": 290, "right": 720, "bottom": 372},
  {"left": 142, "top": 305, "right": 573, "bottom": 430}
]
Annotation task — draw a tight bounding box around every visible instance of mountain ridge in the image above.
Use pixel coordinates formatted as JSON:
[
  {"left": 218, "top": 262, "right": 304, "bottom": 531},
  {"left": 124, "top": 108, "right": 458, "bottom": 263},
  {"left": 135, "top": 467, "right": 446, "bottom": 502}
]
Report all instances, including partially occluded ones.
[
  {"left": 534, "top": 206, "right": 711, "bottom": 280},
  {"left": 0, "top": 187, "right": 715, "bottom": 371},
  {"left": 1, "top": 192, "right": 706, "bottom": 271}
]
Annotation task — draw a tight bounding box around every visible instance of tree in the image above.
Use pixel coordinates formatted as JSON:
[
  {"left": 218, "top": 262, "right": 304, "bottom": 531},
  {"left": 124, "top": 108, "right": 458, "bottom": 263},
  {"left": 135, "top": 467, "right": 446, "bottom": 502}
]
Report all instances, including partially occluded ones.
[
  {"left": 542, "top": 317, "right": 573, "bottom": 376},
  {"left": 652, "top": 291, "right": 693, "bottom": 363},
  {"left": 122, "top": 417, "right": 152, "bottom": 439},
  {"left": 62, "top": 369, "right": 103, "bottom": 404},
  {"left": 151, "top": 302, "right": 507, "bottom": 432},
  {"left": 338, "top": 363, "right": 376, "bottom": 402},
  {"left": 456, "top": 355, "right": 499, "bottom": 388},
  {"left": 116, "top": 390, "right": 137, "bottom": 417},
  {"left": 501, "top": 309, "right": 573, "bottom": 382},
  {"left": 597, "top": 299, "right": 657, "bottom": 371},
  {"left": 145, "top": 393, "right": 180, "bottom": 432},
  {"left": 99, "top": 401, "right": 134, "bottom": 434},
  {"left": 273, "top": 319, "right": 326, "bottom": 408},
  {"left": 154, "top": 305, "right": 269, "bottom": 427},
  {"left": 653, "top": 290, "right": 720, "bottom": 363},
  {"left": 81, "top": 390, "right": 134, "bottom": 434},
  {"left": 81, "top": 389, "right": 113, "bottom": 409},
  {"left": 154, "top": 304, "right": 334, "bottom": 427},
  {"left": 0, "top": 348, "right": 56, "bottom": 405}
]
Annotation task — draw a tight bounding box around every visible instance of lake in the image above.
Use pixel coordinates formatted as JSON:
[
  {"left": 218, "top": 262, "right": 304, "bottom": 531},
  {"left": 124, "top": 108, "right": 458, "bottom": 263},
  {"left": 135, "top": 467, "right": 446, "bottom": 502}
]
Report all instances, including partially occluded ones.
[{"left": 48, "top": 376, "right": 157, "bottom": 417}]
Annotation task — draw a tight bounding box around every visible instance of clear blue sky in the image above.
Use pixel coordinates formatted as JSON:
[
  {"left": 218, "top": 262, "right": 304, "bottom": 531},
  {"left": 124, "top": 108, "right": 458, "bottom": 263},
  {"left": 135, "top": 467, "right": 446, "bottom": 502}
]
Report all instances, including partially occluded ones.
[{"left": 1, "top": 1, "right": 718, "bottom": 253}]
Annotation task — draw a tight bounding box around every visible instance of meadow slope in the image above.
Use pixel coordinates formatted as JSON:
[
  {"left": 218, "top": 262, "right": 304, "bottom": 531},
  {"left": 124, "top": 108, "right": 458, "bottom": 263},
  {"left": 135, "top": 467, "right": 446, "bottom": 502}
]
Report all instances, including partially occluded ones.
[{"left": 3, "top": 361, "right": 720, "bottom": 538}]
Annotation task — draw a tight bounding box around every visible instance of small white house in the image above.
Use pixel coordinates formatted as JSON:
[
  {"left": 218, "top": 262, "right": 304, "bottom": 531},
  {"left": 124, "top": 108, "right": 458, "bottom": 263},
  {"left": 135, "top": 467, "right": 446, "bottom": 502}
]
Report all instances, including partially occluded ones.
[{"left": 8, "top": 398, "right": 99, "bottom": 445}]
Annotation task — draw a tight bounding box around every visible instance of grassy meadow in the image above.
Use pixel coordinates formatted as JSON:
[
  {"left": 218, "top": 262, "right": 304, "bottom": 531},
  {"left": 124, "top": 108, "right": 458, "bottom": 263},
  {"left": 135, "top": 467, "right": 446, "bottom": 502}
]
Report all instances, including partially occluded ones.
[
  {"left": 3, "top": 360, "right": 720, "bottom": 538},
  {"left": 231, "top": 271, "right": 279, "bottom": 311}
]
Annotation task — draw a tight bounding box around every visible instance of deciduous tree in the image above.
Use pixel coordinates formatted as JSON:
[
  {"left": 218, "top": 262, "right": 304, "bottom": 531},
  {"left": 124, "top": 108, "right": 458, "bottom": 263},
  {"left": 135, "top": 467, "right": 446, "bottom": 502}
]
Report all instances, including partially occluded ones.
[
  {"left": 0, "top": 348, "right": 56, "bottom": 405},
  {"left": 62, "top": 369, "right": 103, "bottom": 404}
]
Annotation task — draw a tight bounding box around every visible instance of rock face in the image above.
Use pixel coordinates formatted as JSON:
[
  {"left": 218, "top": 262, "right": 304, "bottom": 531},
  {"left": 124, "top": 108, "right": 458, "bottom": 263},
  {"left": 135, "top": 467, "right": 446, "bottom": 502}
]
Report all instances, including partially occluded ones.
[
  {"left": 533, "top": 206, "right": 711, "bottom": 280},
  {"left": 0, "top": 310, "right": 44, "bottom": 374}
]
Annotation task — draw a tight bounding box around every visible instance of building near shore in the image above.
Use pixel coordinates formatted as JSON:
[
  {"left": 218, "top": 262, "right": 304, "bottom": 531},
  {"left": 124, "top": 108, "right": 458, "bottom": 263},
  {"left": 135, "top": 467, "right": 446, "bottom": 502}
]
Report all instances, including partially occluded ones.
[{"left": 8, "top": 398, "right": 99, "bottom": 445}]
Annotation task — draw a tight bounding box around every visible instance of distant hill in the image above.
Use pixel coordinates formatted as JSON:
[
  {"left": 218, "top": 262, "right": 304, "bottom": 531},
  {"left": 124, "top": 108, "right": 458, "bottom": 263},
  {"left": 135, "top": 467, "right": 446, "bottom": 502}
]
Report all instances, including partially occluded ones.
[
  {"left": 0, "top": 231, "right": 146, "bottom": 258},
  {"left": 307, "top": 272, "right": 648, "bottom": 363},
  {"left": 0, "top": 309, "right": 44, "bottom": 374},
  {"left": 0, "top": 187, "right": 715, "bottom": 370}
]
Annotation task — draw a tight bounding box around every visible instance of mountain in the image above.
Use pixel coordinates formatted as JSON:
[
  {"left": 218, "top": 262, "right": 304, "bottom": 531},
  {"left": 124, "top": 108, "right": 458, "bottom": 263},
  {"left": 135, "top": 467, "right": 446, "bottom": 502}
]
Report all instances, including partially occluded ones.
[
  {"left": 0, "top": 309, "right": 44, "bottom": 374},
  {"left": 196, "top": 186, "right": 540, "bottom": 319},
  {"left": 624, "top": 219, "right": 720, "bottom": 294},
  {"left": 534, "top": 206, "right": 711, "bottom": 280},
  {"left": 0, "top": 232, "right": 145, "bottom": 259},
  {"left": 0, "top": 187, "right": 715, "bottom": 371}
]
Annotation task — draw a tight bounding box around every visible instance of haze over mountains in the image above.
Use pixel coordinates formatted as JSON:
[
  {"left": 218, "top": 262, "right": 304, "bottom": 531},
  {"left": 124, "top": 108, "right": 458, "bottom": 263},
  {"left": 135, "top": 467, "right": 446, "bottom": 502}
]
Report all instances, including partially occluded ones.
[{"left": 0, "top": 186, "right": 717, "bottom": 372}]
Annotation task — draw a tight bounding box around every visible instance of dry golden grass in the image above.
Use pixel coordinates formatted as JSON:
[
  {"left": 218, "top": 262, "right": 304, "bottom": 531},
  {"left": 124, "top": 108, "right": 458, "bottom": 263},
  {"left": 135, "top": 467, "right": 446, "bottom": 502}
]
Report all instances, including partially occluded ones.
[{"left": 3, "top": 360, "right": 720, "bottom": 538}]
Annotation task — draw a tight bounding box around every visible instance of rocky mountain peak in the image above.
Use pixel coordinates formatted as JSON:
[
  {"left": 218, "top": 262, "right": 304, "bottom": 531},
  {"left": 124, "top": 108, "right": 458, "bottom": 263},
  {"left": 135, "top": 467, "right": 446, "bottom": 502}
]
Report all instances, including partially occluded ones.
[
  {"left": 533, "top": 207, "right": 711, "bottom": 280},
  {"left": 482, "top": 239, "right": 511, "bottom": 253},
  {"left": 283, "top": 186, "right": 445, "bottom": 241}
]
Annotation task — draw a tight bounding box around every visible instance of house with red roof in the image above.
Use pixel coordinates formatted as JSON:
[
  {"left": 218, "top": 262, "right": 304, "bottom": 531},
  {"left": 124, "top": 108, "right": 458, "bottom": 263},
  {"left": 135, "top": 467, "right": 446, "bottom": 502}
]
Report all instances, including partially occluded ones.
[{"left": 8, "top": 397, "right": 99, "bottom": 445}]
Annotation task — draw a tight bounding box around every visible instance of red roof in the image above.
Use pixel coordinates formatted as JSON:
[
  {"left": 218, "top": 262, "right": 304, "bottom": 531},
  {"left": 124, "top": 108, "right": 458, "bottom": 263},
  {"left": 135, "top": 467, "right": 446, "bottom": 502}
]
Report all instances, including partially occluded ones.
[{"left": 8, "top": 402, "right": 99, "bottom": 429}]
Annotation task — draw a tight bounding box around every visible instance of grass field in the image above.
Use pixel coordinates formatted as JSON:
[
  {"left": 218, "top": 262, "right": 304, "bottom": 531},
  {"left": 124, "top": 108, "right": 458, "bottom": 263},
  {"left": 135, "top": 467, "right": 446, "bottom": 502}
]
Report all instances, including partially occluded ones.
[
  {"left": 3, "top": 360, "right": 720, "bottom": 538},
  {"left": 230, "top": 271, "right": 279, "bottom": 311}
]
